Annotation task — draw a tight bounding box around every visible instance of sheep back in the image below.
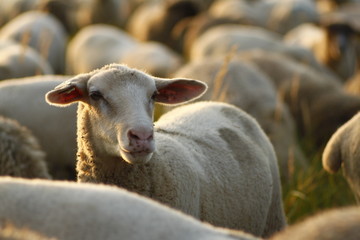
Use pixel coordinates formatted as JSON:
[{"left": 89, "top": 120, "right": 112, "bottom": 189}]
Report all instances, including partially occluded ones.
[
  {"left": 0, "top": 116, "right": 50, "bottom": 179},
  {"left": 271, "top": 206, "right": 360, "bottom": 240},
  {"left": 172, "top": 57, "right": 307, "bottom": 181},
  {"left": 0, "top": 177, "right": 260, "bottom": 240}
]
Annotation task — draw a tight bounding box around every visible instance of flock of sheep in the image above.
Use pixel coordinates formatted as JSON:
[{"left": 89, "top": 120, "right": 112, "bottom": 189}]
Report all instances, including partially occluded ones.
[{"left": 0, "top": 0, "right": 360, "bottom": 239}]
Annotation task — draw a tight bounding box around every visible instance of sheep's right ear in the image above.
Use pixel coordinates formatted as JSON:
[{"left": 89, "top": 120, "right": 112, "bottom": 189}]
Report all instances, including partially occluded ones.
[{"left": 45, "top": 74, "right": 90, "bottom": 107}]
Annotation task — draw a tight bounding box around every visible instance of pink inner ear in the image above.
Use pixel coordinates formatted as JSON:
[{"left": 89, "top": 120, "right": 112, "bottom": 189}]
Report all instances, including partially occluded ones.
[
  {"left": 61, "top": 88, "right": 83, "bottom": 103},
  {"left": 156, "top": 81, "right": 205, "bottom": 104},
  {"left": 53, "top": 87, "right": 83, "bottom": 104}
]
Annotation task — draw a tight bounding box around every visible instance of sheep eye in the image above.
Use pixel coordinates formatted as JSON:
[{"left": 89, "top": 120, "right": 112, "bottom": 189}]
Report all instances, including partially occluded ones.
[
  {"left": 151, "top": 91, "right": 158, "bottom": 101},
  {"left": 89, "top": 91, "right": 103, "bottom": 101}
]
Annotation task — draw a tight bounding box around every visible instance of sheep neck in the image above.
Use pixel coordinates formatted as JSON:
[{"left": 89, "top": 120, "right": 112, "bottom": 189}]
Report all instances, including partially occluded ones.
[{"left": 75, "top": 104, "right": 157, "bottom": 196}]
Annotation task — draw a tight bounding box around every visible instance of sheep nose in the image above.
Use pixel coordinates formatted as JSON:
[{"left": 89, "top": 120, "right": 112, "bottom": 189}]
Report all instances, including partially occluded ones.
[{"left": 128, "top": 128, "right": 154, "bottom": 142}]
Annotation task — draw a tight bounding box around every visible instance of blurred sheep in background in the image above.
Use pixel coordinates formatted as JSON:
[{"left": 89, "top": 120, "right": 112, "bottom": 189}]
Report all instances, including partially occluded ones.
[
  {"left": 66, "top": 24, "right": 183, "bottom": 77},
  {"left": 0, "top": 115, "right": 51, "bottom": 179},
  {"left": 0, "top": 10, "right": 67, "bottom": 74},
  {"left": 0, "top": 40, "right": 53, "bottom": 80}
]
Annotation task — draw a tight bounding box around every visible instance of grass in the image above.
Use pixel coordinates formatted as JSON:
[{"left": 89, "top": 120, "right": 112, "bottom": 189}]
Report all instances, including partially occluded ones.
[{"left": 281, "top": 137, "right": 356, "bottom": 224}]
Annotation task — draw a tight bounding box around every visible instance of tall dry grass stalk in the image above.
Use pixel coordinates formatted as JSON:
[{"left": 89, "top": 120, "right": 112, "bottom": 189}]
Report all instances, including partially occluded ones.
[
  {"left": 38, "top": 29, "right": 52, "bottom": 61},
  {"left": 37, "top": 29, "right": 53, "bottom": 75},
  {"left": 211, "top": 44, "right": 238, "bottom": 101},
  {"left": 282, "top": 138, "right": 356, "bottom": 224},
  {"left": 20, "top": 29, "right": 31, "bottom": 63},
  {"left": 273, "top": 91, "right": 284, "bottom": 123}
]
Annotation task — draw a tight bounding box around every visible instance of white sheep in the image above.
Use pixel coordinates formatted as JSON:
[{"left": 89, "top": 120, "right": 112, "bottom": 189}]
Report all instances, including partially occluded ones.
[
  {"left": 0, "top": 10, "right": 67, "bottom": 74},
  {"left": 208, "top": 0, "right": 264, "bottom": 27},
  {"left": 270, "top": 206, "right": 360, "bottom": 240},
  {"left": 45, "top": 63, "right": 286, "bottom": 237},
  {"left": 0, "top": 0, "right": 39, "bottom": 27},
  {"left": 253, "top": 0, "right": 319, "bottom": 35},
  {"left": 189, "top": 24, "right": 284, "bottom": 61},
  {"left": 0, "top": 75, "right": 77, "bottom": 180},
  {"left": 35, "top": 0, "right": 132, "bottom": 36},
  {"left": 188, "top": 24, "right": 325, "bottom": 73},
  {"left": 322, "top": 111, "right": 360, "bottom": 202},
  {"left": 75, "top": 0, "right": 131, "bottom": 29},
  {"left": 121, "top": 41, "right": 184, "bottom": 78},
  {"left": 66, "top": 24, "right": 183, "bottom": 77},
  {"left": 0, "top": 177, "right": 261, "bottom": 240},
  {"left": 284, "top": 22, "right": 358, "bottom": 81},
  {"left": 239, "top": 49, "right": 342, "bottom": 90},
  {"left": 0, "top": 40, "right": 53, "bottom": 80},
  {"left": 238, "top": 49, "right": 360, "bottom": 147},
  {"left": 207, "top": 0, "right": 319, "bottom": 36},
  {"left": 0, "top": 116, "right": 50, "bottom": 179},
  {"left": 125, "top": 0, "right": 202, "bottom": 53},
  {"left": 66, "top": 24, "right": 138, "bottom": 75},
  {"left": 172, "top": 57, "right": 307, "bottom": 181}
]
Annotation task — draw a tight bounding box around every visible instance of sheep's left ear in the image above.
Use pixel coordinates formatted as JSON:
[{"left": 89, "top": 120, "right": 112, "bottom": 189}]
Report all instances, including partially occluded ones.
[
  {"left": 154, "top": 78, "right": 207, "bottom": 105},
  {"left": 45, "top": 73, "right": 90, "bottom": 107}
]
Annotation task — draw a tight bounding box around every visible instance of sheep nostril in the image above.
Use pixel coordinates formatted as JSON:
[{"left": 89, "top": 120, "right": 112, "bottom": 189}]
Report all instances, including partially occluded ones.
[
  {"left": 128, "top": 130, "right": 140, "bottom": 140},
  {"left": 128, "top": 129, "right": 153, "bottom": 141}
]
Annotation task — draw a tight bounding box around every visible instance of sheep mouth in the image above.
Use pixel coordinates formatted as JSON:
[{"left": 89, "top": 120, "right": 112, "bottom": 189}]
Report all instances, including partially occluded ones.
[
  {"left": 129, "top": 150, "right": 153, "bottom": 156},
  {"left": 120, "top": 147, "right": 154, "bottom": 164},
  {"left": 120, "top": 147, "right": 153, "bottom": 155}
]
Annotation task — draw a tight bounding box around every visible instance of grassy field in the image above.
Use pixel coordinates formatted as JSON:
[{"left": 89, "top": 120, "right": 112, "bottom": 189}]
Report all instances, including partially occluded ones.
[{"left": 281, "top": 138, "right": 356, "bottom": 224}]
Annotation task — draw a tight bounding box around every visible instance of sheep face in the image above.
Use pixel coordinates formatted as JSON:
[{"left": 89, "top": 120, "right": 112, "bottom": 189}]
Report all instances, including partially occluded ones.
[{"left": 46, "top": 64, "right": 207, "bottom": 165}]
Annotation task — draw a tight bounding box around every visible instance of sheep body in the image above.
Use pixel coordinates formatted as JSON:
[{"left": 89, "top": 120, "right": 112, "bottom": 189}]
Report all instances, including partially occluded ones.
[
  {"left": 0, "top": 76, "right": 77, "bottom": 180},
  {"left": 254, "top": 0, "right": 319, "bottom": 35},
  {"left": 285, "top": 22, "right": 358, "bottom": 80},
  {"left": 121, "top": 41, "right": 184, "bottom": 77},
  {"left": 322, "top": 111, "right": 360, "bottom": 202},
  {"left": 126, "top": 0, "right": 201, "bottom": 52},
  {"left": 0, "top": 177, "right": 260, "bottom": 240},
  {"left": 36, "top": 0, "right": 132, "bottom": 35},
  {"left": 208, "top": 0, "right": 263, "bottom": 26},
  {"left": 0, "top": 116, "right": 50, "bottom": 179},
  {"left": 172, "top": 58, "right": 307, "bottom": 181},
  {"left": 75, "top": 0, "right": 131, "bottom": 29},
  {"left": 46, "top": 64, "right": 286, "bottom": 237},
  {"left": 190, "top": 24, "right": 283, "bottom": 61},
  {"left": 239, "top": 50, "right": 360, "bottom": 147},
  {"left": 189, "top": 24, "right": 323, "bottom": 70},
  {"left": 239, "top": 49, "right": 341, "bottom": 89},
  {"left": 271, "top": 206, "right": 360, "bottom": 240},
  {"left": 66, "top": 24, "right": 137, "bottom": 74},
  {"left": 0, "top": 11, "right": 67, "bottom": 74},
  {"left": 66, "top": 24, "right": 182, "bottom": 77},
  {"left": 0, "top": 0, "right": 39, "bottom": 27},
  {"left": 0, "top": 40, "right": 53, "bottom": 80}
]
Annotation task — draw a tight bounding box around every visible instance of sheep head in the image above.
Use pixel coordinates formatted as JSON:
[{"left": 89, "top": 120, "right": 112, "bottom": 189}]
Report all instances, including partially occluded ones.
[{"left": 45, "top": 64, "right": 207, "bottom": 164}]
